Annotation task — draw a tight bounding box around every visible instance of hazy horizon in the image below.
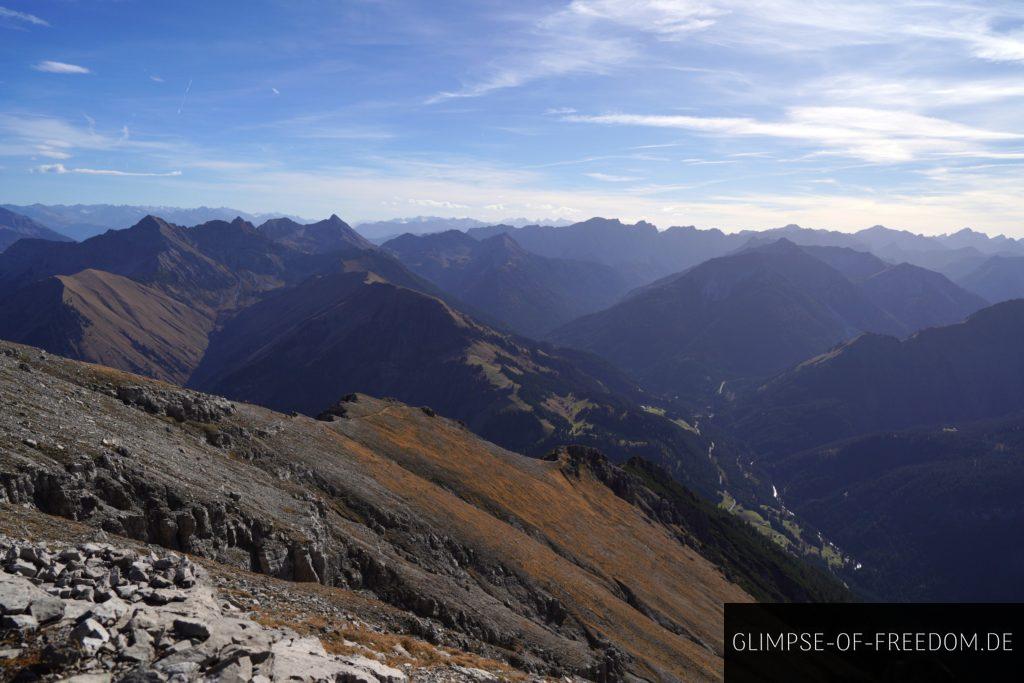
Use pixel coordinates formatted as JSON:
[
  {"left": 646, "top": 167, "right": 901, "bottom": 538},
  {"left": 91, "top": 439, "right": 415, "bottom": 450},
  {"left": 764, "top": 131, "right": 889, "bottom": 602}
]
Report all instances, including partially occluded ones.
[
  {"left": 4, "top": 1, "right": 1024, "bottom": 235},
  {"left": 6, "top": 202, "right": 1016, "bottom": 239}
]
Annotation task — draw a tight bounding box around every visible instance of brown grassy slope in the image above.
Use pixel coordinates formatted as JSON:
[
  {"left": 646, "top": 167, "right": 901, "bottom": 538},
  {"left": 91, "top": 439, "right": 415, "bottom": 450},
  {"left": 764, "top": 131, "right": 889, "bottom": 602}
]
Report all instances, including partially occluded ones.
[
  {"left": 298, "top": 400, "right": 752, "bottom": 680},
  {"left": 0, "top": 269, "right": 211, "bottom": 382},
  {"left": 0, "top": 341, "right": 750, "bottom": 680}
]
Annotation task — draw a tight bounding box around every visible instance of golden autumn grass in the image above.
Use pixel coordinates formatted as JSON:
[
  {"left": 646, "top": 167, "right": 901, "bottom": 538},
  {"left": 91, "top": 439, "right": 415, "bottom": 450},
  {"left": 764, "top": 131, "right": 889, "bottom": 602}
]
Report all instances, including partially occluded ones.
[
  {"left": 7, "top": 344, "right": 752, "bottom": 681},
  {"left": 253, "top": 398, "right": 756, "bottom": 682}
]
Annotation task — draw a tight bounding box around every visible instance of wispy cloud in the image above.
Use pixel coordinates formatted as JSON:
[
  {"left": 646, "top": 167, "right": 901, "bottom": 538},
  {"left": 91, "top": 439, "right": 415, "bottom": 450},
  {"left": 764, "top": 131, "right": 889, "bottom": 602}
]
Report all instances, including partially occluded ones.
[
  {"left": 35, "top": 146, "right": 71, "bottom": 159},
  {"left": 245, "top": 111, "right": 394, "bottom": 141},
  {"left": 408, "top": 198, "right": 469, "bottom": 209},
  {"left": 427, "top": 2, "right": 641, "bottom": 102},
  {"left": 150, "top": 75, "right": 164, "bottom": 83},
  {"left": 585, "top": 172, "right": 639, "bottom": 182},
  {"left": 813, "top": 74, "right": 1024, "bottom": 109},
  {"left": 568, "top": 0, "right": 720, "bottom": 39},
  {"left": 0, "top": 114, "right": 174, "bottom": 155},
  {"left": 33, "top": 163, "right": 181, "bottom": 177},
  {"left": 567, "top": 108, "right": 1023, "bottom": 162},
  {"left": 178, "top": 79, "right": 192, "bottom": 115},
  {"left": 33, "top": 60, "right": 89, "bottom": 74},
  {"left": 427, "top": 0, "right": 1024, "bottom": 102},
  {"left": 186, "top": 159, "right": 266, "bottom": 171},
  {"left": 0, "top": 6, "right": 48, "bottom": 27}
]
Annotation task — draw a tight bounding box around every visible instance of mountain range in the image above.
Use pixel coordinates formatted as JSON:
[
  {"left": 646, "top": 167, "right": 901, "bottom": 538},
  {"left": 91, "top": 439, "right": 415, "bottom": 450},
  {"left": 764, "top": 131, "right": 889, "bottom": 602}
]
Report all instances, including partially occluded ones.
[
  {"left": 6, "top": 204, "right": 1022, "bottom": 302},
  {"left": 727, "top": 299, "right": 1024, "bottom": 458},
  {"left": 470, "top": 219, "right": 1024, "bottom": 293},
  {"left": 1, "top": 204, "right": 306, "bottom": 241},
  {"left": 0, "top": 206, "right": 72, "bottom": 251},
  {"left": 0, "top": 212, "right": 745, "bottom": 501},
  {"left": 383, "top": 229, "right": 630, "bottom": 337},
  {"left": 3, "top": 207, "right": 1024, "bottom": 612},
  {"left": 355, "top": 215, "right": 573, "bottom": 243},
  {"left": 548, "top": 239, "right": 986, "bottom": 398},
  {"left": 958, "top": 255, "right": 1024, "bottom": 304}
]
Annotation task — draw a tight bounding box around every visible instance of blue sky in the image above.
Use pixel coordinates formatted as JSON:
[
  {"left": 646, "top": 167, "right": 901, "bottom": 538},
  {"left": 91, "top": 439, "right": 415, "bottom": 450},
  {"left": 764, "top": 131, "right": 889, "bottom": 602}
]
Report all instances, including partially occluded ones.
[{"left": 3, "top": 1, "right": 1024, "bottom": 234}]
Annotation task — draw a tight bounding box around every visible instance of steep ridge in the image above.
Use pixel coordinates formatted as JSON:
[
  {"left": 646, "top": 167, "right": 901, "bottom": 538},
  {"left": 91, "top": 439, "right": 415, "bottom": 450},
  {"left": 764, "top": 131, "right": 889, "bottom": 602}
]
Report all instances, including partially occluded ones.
[
  {"left": 357, "top": 216, "right": 490, "bottom": 242},
  {"left": 463, "top": 220, "right": 1024, "bottom": 292},
  {"left": 763, "top": 412, "right": 1024, "bottom": 602},
  {"left": 857, "top": 262, "right": 988, "bottom": 331},
  {"left": 549, "top": 239, "right": 903, "bottom": 397},
  {"left": 958, "top": 255, "right": 1024, "bottom": 304},
  {"left": 740, "top": 224, "right": 869, "bottom": 251},
  {"left": 468, "top": 218, "right": 738, "bottom": 287},
  {"left": 799, "top": 246, "right": 985, "bottom": 331},
  {"left": 188, "top": 269, "right": 730, "bottom": 497},
  {"left": 1, "top": 203, "right": 302, "bottom": 241},
  {"left": 937, "top": 227, "right": 1024, "bottom": 255},
  {"left": 799, "top": 245, "right": 889, "bottom": 281},
  {"left": 0, "top": 215, "right": 350, "bottom": 314},
  {"left": 384, "top": 230, "right": 629, "bottom": 337},
  {"left": 726, "top": 299, "right": 1024, "bottom": 457},
  {"left": 0, "top": 206, "right": 73, "bottom": 252},
  {"left": 0, "top": 340, "right": 846, "bottom": 680},
  {"left": 0, "top": 269, "right": 209, "bottom": 383},
  {"left": 0, "top": 214, "right": 438, "bottom": 384},
  {"left": 0, "top": 216, "right": 236, "bottom": 313},
  {"left": 260, "top": 214, "right": 375, "bottom": 253}
]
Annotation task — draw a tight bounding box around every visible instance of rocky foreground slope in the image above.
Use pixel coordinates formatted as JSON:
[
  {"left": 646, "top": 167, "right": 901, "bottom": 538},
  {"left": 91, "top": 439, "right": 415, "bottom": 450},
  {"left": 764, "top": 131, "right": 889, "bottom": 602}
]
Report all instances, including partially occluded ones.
[
  {"left": 0, "top": 340, "right": 843, "bottom": 681},
  {"left": 0, "top": 534, "right": 420, "bottom": 681}
]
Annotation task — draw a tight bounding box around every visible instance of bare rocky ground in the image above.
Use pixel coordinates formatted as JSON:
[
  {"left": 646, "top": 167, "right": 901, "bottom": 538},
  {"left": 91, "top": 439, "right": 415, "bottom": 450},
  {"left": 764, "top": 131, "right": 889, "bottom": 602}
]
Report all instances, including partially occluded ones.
[
  {"left": 0, "top": 506, "right": 529, "bottom": 682},
  {"left": 0, "top": 339, "right": 757, "bottom": 681}
]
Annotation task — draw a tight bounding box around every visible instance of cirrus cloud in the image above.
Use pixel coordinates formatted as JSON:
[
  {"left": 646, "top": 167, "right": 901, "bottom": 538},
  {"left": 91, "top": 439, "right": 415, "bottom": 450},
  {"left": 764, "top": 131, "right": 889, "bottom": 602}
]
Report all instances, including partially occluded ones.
[
  {"left": 566, "top": 107, "right": 1023, "bottom": 163},
  {"left": 0, "top": 6, "right": 48, "bottom": 27},
  {"left": 33, "top": 163, "right": 181, "bottom": 177},
  {"left": 33, "top": 60, "right": 90, "bottom": 74}
]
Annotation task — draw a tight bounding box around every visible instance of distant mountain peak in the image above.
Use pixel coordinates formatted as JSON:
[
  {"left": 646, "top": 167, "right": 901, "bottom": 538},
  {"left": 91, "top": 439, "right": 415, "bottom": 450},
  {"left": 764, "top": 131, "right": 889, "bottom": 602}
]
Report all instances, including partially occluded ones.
[
  {"left": 130, "top": 215, "right": 176, "bottom": 233},
  {"left": 477, "top": 232, "right": 528, "bottom": 259},
  {"left": 257, "top": 214, "right": 372, "bottom": 254},
  {"left": 749, "top": 236, "right": 803, "bottom": 255},
  {"left": 0, "top": 206, "right": 74, "bottom": 251}
]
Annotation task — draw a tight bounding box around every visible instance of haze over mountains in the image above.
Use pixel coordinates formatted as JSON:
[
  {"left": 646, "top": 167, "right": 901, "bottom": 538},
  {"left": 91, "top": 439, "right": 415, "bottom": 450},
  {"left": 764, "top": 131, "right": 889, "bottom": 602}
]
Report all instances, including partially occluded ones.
[
  {"left": 729, "top": 299, "right": 1024, "bottom": 457},
  {"left": 383, "top": 230, "right": 629, "bottom": 337},
  {"left": 2, "top": 203, "right": 306, "bottom": 241},
  {"left": 0, "top": 206, "right": 73, "bottom": 251},
  {"left": 548, "top": 239, "right": 986, "bottom": 397},
  {"left": 355, "top": 215, "right": 573, "bottom": 243},
  {"left": 5, "top": 204, "right": 1022, "bottom": 302},
  {"left": 3, "top": 204, "right": 1024, "bottom": 611},
  {"left": 0, "top": 210, "right": 738, "bottom": 501}
]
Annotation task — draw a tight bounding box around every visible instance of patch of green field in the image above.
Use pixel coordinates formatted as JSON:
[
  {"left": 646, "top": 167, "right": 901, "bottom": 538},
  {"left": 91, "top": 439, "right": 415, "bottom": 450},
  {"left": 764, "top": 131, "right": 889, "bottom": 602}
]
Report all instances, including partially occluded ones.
[{"left": 718, "top": 492, "right": 792, "bottom": 549}]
